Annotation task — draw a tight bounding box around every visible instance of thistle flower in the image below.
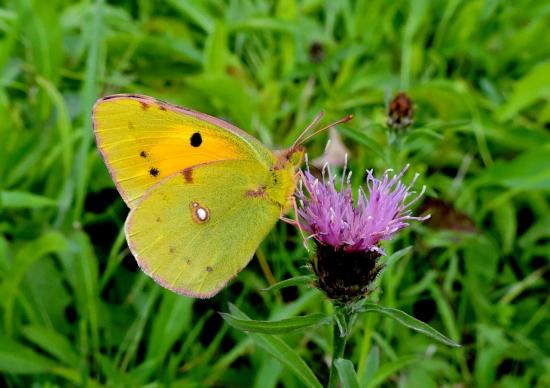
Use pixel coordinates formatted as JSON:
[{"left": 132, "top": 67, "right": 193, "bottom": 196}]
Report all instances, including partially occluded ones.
[{"left": 296, "top": 161, "right": 429, "bottom": 302}]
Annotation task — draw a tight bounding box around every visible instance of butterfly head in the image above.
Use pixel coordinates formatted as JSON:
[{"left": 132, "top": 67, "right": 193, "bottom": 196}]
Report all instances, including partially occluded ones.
[
  {"left": 268, "top": 113, "right": 352, "bottom": 211},
  {"left": 273, "top": 112, "right": 353, "bottom": 181},
  {"left": 274, "top": 145, "right": 305, "bottom": 170}
]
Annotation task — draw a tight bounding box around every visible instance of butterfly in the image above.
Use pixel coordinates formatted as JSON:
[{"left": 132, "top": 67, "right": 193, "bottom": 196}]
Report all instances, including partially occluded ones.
[{"left": 93, "top": 94, "right": 351, "bottom": 298}]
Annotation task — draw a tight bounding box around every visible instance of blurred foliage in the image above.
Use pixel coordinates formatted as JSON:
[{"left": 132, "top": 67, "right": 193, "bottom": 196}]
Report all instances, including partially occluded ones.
[{"left": 0, "top": 0, "right": 549, "bottom": 386}]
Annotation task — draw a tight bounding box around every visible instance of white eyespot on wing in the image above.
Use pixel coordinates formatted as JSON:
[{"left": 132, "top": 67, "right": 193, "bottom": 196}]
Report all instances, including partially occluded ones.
[
  {"left": 196, "top": 207, "right": 208, "bottom": 221},
  {"left": 190, "top": 201, "right": 210, "bottom": 224}
]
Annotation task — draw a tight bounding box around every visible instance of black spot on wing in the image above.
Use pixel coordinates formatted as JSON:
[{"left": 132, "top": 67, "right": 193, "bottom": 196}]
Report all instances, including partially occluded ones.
[
  {"left": 190, "top": 132, "right": 202, "bottom": 147},
  {"left": 140, "top": 151, "right": 147, "bottom": 158},
  {"left": 150, "top": 167, "right": 159, "bottom": 177}
]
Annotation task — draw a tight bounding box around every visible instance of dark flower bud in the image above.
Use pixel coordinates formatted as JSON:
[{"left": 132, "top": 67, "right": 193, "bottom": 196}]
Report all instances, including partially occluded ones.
[
  {"left": 313, "top": 242, "right": 384, "bottom": 303},
  {"left": 387, "top": 92, "right": 414, "bottom": 131},
  {"left": 309, "top": 42, "right": 325, "bottom": 63}
]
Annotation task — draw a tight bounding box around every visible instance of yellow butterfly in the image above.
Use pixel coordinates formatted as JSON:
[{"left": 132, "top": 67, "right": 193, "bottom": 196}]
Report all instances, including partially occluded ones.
[{"left": 93, "top": 94, "right": 349, "bottom": 298}]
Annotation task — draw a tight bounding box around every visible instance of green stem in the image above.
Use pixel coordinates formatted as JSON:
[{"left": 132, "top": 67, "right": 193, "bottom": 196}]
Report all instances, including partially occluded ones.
[{"left": 328, "top": 312, "right": 349, "bottom": 388}]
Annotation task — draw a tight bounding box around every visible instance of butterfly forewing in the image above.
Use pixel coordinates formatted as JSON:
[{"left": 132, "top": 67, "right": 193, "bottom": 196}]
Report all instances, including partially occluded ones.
[{"left": 93, "top": 95, "right": 273, "bottom": 207}]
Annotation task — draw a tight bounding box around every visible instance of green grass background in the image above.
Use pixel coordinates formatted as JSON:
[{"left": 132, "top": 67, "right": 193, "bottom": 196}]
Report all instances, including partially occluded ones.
[{"left": 1, "top": 0, "right": 549, "bottom": 386}]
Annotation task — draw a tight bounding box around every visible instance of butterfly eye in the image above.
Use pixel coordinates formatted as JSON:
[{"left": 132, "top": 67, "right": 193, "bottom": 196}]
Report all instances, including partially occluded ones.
[{"left": 190, "top": 202, "right": 209, "bottom": 223}]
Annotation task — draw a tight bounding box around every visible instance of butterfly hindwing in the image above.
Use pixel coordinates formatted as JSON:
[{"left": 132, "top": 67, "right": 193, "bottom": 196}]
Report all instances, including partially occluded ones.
[
  {"left": 125, "top": 160, "right": 280, "bottom": 298},
  {"left": 93, "top": 94, "right": 273, "bottom": 207}
]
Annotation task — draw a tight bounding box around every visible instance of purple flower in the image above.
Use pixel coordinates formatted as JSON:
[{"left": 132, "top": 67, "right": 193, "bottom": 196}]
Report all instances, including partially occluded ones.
[
  {"left": 297, "top": 161, "right": 429, "bottom": 253},
  {"left": 296, "top": 160, "right": 429, "bottom": 302}
]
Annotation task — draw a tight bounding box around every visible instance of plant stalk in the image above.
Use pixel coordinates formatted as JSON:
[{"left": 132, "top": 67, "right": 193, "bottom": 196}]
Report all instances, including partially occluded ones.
[{"left": 328, "top": 311, "right": 349, "bottom": 388}]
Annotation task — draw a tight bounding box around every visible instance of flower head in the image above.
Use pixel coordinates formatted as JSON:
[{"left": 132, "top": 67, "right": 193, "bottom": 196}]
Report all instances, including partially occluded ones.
[
  {"left": 297, "top": 162, "right": 428, "bottom": 253},
  {"left": 296, "top": 160, "right": 429, "bottom": 302}
]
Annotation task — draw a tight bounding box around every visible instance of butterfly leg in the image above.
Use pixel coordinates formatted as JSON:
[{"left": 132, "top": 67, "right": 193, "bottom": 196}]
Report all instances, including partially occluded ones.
[
  {"left": 279, "top": 213, "right": 296, "bottom": 225},
  {"left": 279, "top": 196, "right": 309, "bottom": 251}
]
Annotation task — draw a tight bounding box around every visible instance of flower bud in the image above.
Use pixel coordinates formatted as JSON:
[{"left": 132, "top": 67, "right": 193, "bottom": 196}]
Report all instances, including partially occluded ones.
[{"left": 387, "top": 92, "right": 414, "bottom": 131}]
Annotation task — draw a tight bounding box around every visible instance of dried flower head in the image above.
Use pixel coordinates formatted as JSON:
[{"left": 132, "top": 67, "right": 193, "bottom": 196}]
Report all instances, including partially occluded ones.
[{"left": 296, "top": 160, "right": 429, "bottom": 302}]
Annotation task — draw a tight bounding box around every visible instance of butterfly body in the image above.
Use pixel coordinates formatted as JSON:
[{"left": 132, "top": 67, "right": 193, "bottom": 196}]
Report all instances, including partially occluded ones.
[{"left": 93, "top": 94, "right": 302, "bottom": 297}]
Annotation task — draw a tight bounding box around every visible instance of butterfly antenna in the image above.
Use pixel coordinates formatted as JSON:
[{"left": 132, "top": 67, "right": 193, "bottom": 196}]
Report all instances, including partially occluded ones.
[
  {"left": 291, "top": 111, "right": 325, "bottom": 150},
  {"left": 296, "top": 114, "right": 353, "bottom": 147}
]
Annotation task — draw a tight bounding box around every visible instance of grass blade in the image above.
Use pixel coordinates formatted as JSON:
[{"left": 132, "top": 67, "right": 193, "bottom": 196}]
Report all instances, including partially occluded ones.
[
  {"left": 228, "top": 303, "right": 322, "bottom": 388},
  {"left": 358, "top": 303, "right": 461, "bottom": 348},
  {"left": 261, "top": 275, "right": 315, "bottom": 292},
  {"left": 221, "top": 312, "right": 331, "bottom": 334},
  {"left": 364, "top": 355, "right": 419, "bottom": 388},
  {"left": 334, "top": 358, "right": 360, "bottom": 388},
  {"left": 0, "top": 190, "right": 57, "bottom": 209},
  {"left": 21, "top": 325, "right": 79, "bottom": 368},
  {"left": 0, "top": 336, "right": 56, "bottom": 374}
]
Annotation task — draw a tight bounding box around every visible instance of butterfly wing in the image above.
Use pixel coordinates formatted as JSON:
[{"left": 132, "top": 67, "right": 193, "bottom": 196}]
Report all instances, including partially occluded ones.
[
  {"left": 125, "top": 160, "right": 281, "bottom": 298},
  {"left": 93, "top": 94, "right": 273, "bottom": 207}
]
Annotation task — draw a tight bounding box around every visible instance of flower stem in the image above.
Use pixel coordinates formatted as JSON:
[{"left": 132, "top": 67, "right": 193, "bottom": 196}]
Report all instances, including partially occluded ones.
[{"left": 328, "top": 311, "right": 349, "bottom": 388}]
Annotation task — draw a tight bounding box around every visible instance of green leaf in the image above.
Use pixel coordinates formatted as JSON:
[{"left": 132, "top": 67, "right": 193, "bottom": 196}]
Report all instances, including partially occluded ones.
[
  {"left": 428, "top": 284, "right": 461, "bottom": 345},
  {"left": 21, "top": 326, "right": 79, "bottom": 368},
  {"left": 379, "top": 246, "right": 412, "bottom": 267},
  {"left": 474, "top": 145, "right": 550, "bottom": 191},
  {"left": 65, "top": 231, "right": 100, "bottom": 358},
  {"left": 1, "top": 231, "right": 68, "bottom": 336},
  {"left": 0, "top": 190, "right": 57, "bottom": 209},
  {"left": 361, "top": 346, "right": 380, "bottom": 385},
  {"left": 261, "top": 275, "right": 315, "bottom": 292},
  {"left": 339, "top": 126, "right": 387, "bottom": 162},
  {"left": 204, "top": 21, "right": 227, "bottom": 74},
  {"left": 334, "top": 359, "right": 360, "bottom": 388},
  {"left": 227, "top": 304, "right": 322, "bottom": 388},
  {"left": 364, "top": 355, "right": 419, "bottom": 388},
  {"left": 36, "top": 76, "right": 72, "bottom": 179},
  {"left": 220, "top": 312, "right": 331, "bottom": 334},
  {"left": 166, "top": 0, "right": 214, "bottom": 33},
  {"left": 23, "top": 258, "right": 71, "bottom": 340},
  {"left": 497, "top": 62, "right": 550, "bottom": 121},
  {"left": 253, "top": 356, "right": 283, "bottom": 388},
  {"left": 358, "top": 304, "right": 461, "bottom": 347},
  {"left": 518, "top": 215, "right": 550, "bottom": 248},
  {"left": 231, "top": 18, "right": 295, "bottom": 33},
  {"left": 146, "top": 291, "right": 193, "bottom": 363},
  {"left": 0, "top": 336, "right": 56, "bottom": 374}
]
